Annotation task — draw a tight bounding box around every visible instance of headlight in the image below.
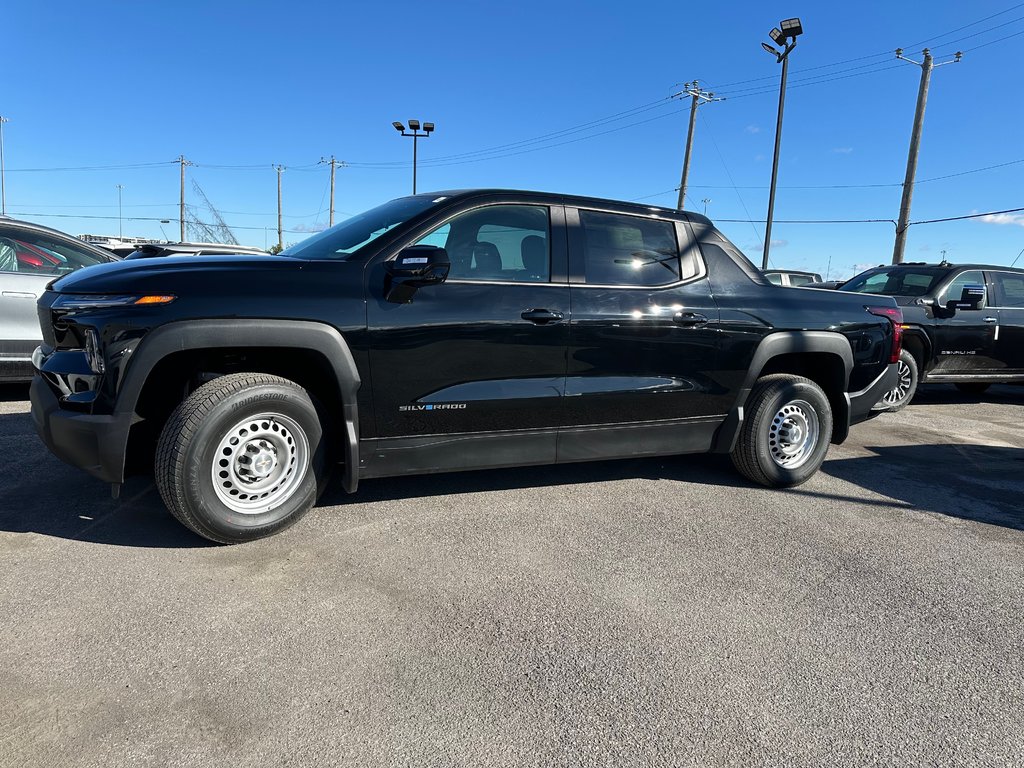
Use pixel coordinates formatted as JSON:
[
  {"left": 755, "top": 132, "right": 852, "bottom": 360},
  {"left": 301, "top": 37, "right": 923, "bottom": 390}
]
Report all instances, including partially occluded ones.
[{"left": 51, "top": 294, "right": 176, "bottom": 310}]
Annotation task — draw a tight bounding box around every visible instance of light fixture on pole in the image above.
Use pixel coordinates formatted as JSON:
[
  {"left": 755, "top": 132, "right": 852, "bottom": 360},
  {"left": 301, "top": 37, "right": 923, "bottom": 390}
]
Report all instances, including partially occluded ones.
[
  {"left": 760, "top": 17, "right": 803, "bottom": 270},
  {"left": 392, "top": 120, "right": 435, "bottom": 194}
]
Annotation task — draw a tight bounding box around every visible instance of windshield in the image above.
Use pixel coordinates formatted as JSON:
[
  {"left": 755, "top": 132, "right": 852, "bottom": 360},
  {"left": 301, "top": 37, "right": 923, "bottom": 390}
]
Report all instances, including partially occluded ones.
[
  {"left": 281, "top": 196, "right": 440, "bottom": 260},
  {"left": 839, "top": 267, "right": 950, "bottom": 297}
]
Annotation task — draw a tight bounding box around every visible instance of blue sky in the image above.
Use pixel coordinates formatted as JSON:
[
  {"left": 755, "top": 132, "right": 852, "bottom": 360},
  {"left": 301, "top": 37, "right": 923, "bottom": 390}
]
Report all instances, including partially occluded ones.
[{"left": 4, "top": 0, "right": 1023, "bottom": 277}]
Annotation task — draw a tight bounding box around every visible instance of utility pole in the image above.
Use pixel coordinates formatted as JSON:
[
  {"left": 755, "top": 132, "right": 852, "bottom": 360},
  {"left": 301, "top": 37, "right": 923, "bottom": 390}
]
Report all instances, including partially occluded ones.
[
  {"left": 116, "top": 184, "right": 124, "bottom": 239},
  {"left": 891, "top": 48, "right": 962, "bottom": 264},
  {"left": 319, "top": 156, "right": 346, "bottom": 226},
  {"left": 178, "top": 154, "right": 193, "bottom": 241},
  {"left": 275, "top": 164, "right": 285, "bottom": 250},
  {"left": 0, "top": 116, "right": 9, "bottom": 216},
  {"left": 672, "top": 82, "right": 721, "bottom": 210}
]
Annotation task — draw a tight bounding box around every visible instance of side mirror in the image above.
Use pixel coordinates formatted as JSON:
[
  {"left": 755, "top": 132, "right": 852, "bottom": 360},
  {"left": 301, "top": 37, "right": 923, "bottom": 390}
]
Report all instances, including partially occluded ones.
[
  {"left": 946, "top": 283, "right": 985, "bottom": 312},
  {"left": 384, "top": 245, "right": 450, "bottom": 303}
]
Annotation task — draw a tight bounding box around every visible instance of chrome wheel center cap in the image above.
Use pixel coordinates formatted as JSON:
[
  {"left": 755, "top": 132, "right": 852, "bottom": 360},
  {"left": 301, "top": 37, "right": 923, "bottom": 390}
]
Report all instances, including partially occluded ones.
[{"left": 251, "top": 450, "right": 277, "bottom": 478}]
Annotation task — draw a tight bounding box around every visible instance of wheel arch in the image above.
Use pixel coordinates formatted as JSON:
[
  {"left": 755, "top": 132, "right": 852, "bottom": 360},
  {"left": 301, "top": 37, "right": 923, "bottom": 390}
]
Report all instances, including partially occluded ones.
[
  {"left": 116, "top": 319, "right": 361, "bottom": 493},
  {"left": 900, "top": 327, "right": 931, "bottom": 378},
  {"left": 712, "top": 331, "right": 854, "bottom": 453}
]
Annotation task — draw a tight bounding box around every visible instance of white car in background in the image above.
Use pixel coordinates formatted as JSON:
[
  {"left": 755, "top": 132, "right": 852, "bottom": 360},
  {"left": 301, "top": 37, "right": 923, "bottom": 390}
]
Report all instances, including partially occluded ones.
[{"left": 0, "top": 217, "right": 118, "bottom": 382}]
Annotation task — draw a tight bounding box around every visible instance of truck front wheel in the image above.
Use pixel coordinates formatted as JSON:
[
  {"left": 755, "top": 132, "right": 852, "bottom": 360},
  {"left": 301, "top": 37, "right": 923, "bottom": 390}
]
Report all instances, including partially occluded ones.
[
  {"left": 155, "top": 373, "right": 328, "bottom": 544},
  {"left": 731, "top": 374, "right": 833, "bottom": 487}
]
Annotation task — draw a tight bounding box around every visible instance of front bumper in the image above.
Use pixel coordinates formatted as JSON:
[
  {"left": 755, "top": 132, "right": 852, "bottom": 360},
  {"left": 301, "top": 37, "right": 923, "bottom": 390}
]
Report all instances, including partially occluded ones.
[
  {"left": 30, "top": 372, "right": 133, "bottom": 484},
  {"left": 849, "top": 361, "right": 899, "bottom": 424}
]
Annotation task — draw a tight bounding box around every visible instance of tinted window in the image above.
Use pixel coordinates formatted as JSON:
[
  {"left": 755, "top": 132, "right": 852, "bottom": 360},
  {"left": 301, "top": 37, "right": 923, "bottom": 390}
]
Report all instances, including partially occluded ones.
[
  {"left": 282, "top": 196, "right": 438, "bottom": 260},
  {"left": 940, "top": 270, "right": 986, "bottom": 308},
  {"left": 579, "top": 210, "right": 680, "bottom": 286},
  {"left": 764, "top": 272, "right": 783, "bottom": 285},
  {"left": 0, "top": 227, "right": 110, "bottom": 275},
  {"left": 992, "top": 272, "right": 1024, "bottom": 307},
  {"left": 789, "top": 274, "right": 816, "bottom": 286},
  {"left": 414, "top": 205, "right": 550, "bottom": 282},
  {"left": 840, "top": 267, "right": 948, "bottom": 296}
]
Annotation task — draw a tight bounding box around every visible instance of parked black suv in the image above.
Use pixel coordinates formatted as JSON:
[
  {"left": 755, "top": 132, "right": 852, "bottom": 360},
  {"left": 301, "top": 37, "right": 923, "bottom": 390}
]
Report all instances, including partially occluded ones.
[
  {"left": 838, "top": 262, "right": 1024, "bottom": 409},
  {"left": 31, "top": 190, "right": 899, "bottom": 543}
]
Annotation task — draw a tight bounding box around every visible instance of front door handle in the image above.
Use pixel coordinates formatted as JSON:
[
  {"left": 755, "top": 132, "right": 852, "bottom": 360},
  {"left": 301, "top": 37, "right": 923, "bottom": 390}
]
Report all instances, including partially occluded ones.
[
  {"left": 673, "top": 311, "right": 708, "bottom": 327},
  {"left": 521, "top": 308, "right": 564, "bottom": 325},
  {"left": 983, "top": 316, "right": 998, "bottom": 323}
]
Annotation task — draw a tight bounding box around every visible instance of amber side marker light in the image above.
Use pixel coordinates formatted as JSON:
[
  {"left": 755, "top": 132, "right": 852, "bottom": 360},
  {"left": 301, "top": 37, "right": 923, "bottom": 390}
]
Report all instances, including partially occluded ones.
[{"left": 134, "top": 295, "right": 176, "bottom": 305}]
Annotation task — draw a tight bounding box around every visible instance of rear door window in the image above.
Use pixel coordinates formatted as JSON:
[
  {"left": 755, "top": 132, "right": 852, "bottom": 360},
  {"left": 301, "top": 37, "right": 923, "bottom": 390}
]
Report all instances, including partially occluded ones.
[
  {"left": 992, "top": 272, "right": 1024, "bottom": 307},
  {"left": 577, "top": 210, "right": 680, "bottom": 286}
]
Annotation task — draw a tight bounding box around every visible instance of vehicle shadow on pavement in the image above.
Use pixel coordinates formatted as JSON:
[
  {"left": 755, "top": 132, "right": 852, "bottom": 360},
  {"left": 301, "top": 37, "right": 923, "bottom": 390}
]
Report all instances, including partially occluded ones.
[
  {"left": 818, "top": 443, "right": 1024, "bottom": 531},
  {"left": 320, "top": 453, "right": 739, "bottom": 508},
  {"left": 0, "top": 384, "right": 31, "bottom": 402},
  {"left": 0, "top": 410, "right": 211, "bottom": 548},
  {"left": 912, "top": 383, "right": 1024, "bottom": 406}
]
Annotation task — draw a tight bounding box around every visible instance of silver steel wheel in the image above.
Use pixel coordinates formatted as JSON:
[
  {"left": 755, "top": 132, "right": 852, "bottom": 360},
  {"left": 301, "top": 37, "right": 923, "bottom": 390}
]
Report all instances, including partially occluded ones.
[
  {"left": 881, "top": 358, "right": 913, "bottom": 406},
  {"left": 767, "top": 399, "right": 820, "bottom": 469},
  {"left": 211, "top": 412, "right": 310, "bottom": 514}
]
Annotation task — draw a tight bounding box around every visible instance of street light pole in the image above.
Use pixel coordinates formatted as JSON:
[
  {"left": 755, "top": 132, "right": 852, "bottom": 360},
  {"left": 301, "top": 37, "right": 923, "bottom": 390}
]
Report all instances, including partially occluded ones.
[
  {"left": 760, "top": 18, "right": 804, "bottom": 270},
  {"left": 763, "top": 48, "right": 791, "bottom": 270},
  {"left": 393, "top": 120, "right": 435, "bottom": 194},
  {"left": 0, "top": 116, "right": 8, "bottom": 216}
]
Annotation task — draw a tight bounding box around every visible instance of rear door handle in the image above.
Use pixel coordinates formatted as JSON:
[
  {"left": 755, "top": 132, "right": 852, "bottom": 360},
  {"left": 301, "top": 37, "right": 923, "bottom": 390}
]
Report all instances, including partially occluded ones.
[
  {"left": 673, "top": 311, "right": 708, "bottom": 327},
  {"left": 983, "top": 316, "right": 998, "bottom": 323},
  {"left": 521, "top": 308, "right": 564, "bottom": 325}
]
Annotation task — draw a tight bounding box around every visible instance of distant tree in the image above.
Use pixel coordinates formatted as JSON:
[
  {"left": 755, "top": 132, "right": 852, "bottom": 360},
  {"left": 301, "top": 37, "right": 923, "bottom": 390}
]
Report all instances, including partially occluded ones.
[{"left": 268, "top": 243, "right": 284, "bottom": 255}]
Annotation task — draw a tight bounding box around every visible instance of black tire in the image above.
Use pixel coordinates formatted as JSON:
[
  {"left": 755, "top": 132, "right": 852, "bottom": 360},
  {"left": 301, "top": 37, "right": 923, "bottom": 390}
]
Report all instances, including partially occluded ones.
[
  {"left": 730, "top": 374, "right": 833, "bottom": 488},
  {"left": 155, "top": 373, "right": 328, "bottom": 544},
  {"left": 872, "top": 348, "right": 919, "bottom": 413},
  {"left": 955, "top": 382, "right": 991, "bottom": 396}
]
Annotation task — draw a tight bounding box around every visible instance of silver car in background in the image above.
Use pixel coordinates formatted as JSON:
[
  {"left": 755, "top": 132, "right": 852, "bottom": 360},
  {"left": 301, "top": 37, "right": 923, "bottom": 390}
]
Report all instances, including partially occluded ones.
[{"left": 0, "top": 217, "right": 117, "bottom": 381}]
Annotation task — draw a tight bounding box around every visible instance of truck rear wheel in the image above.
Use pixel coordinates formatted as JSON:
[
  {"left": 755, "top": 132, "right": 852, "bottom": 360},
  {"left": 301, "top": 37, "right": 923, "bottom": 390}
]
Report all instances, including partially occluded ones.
[
  {"left": 155, "top": 373, "right": 327, "bottom": 544},
  {"left": 873, "top": 348, "right": 918, "bottom": 412},
  {"left": 731, "top": 374, "right": 832, "bottom": 488}
]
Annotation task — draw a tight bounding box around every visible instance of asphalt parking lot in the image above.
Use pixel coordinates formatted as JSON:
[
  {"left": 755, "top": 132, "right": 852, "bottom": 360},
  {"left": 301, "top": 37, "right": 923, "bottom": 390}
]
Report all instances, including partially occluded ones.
[{"left": 1, "top": 383, "right": 1022, "bottom": 767}]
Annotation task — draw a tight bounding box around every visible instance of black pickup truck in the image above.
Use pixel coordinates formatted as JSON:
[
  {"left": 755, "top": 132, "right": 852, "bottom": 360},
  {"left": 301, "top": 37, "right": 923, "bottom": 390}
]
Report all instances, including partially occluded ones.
[
  {"left": 837, "top": 262, "right": 1024, "bottom": 410},
  {"left": 31, "top": 190, "right": 899, "bottom": 543}
]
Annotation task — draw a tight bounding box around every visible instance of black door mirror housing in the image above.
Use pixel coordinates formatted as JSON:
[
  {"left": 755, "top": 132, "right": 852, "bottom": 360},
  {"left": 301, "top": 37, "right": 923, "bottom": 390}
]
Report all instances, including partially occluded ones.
[
  {"left": 384, "top": 245, "right": 451, "bottom": 303},
  {"left": 946, "top": 283, "right": 986, "bottom": 312}
]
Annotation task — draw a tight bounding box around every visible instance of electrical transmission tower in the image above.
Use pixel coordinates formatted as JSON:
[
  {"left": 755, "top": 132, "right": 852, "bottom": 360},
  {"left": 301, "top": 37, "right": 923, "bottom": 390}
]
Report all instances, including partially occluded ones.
[{"left": 186, "top": 179, "right": 240, "bottom": 245}]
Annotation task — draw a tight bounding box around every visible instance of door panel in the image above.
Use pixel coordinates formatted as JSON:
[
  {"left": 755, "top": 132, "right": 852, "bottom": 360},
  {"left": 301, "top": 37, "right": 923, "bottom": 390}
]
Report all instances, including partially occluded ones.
[
  {"left": 564, "top": 208, "right": 722, "bottom": 427},
  {"left": 929, "top": 270, "right": 1000, "bottom": 375},
  {"left": 991, "top": 271, "right": 1024, "bottom": 373},
  {"left": 365, "top": 203, "right": 570, "bottom": 447}
]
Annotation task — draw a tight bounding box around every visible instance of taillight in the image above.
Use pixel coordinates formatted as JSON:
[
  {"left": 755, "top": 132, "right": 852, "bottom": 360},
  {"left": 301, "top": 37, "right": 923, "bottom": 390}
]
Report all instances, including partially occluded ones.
[{"left": 867, "top": 306, "right": 903, "bottom": 364}]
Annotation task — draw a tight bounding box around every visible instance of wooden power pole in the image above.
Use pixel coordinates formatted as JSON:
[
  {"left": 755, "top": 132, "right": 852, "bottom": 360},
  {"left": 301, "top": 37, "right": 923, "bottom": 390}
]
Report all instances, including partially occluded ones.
[{"left": 275, "top": 164, "right": 285, "bottom": 250}]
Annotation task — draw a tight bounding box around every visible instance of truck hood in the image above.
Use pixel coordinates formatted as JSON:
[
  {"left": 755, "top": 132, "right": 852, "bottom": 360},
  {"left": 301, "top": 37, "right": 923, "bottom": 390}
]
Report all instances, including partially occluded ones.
[{"left": 51, "top": 255, "right": 310, "bottom": 295}]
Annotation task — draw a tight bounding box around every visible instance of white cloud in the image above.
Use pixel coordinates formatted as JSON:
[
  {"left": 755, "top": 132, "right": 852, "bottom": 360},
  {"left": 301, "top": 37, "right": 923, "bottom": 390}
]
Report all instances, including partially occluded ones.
[
  {"left": 770, "top": 238, "right": 788, "bottom": 248},
  {"left": 979, "top": 212, "right": 1024, "bottom": 227},
  {"left": 745, "top": 125, "right": 761, "bottom": 134},
  {"left": 291, "top": 223, "right": 327, "bottom": 233},
  {"left": 832, "top": 147, "right": 854, "bottom": 154}
]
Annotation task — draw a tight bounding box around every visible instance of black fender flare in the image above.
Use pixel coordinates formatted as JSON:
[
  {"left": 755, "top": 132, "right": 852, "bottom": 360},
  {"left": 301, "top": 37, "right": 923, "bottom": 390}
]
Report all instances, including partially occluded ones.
[
  {"left": 115, "top": 319, "right": 361, "bottom": 493},
  {"left": 711, "top": 331, "right": 854, "bottom": 453},
  {"left": 899, "top": 325, "right": 932, "bottom": 372}
]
